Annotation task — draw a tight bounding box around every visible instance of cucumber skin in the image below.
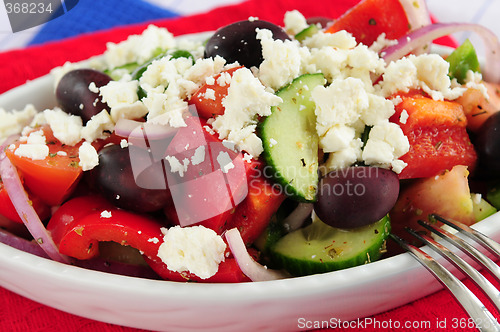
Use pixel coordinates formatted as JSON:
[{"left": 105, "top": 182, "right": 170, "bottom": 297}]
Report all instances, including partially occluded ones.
[
  {"left": 295, "top": 24, "right": 320, "bottom": 42},
  {"left": 270, "top": 216, "right": 391, "bottom": 277},
  {"left": 258, "top": 73, "right": 325, "bottom": 203}
]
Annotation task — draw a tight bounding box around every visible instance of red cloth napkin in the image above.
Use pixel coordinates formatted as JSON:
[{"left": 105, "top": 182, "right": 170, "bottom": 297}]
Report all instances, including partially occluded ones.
[{"left": 0, "top": 0, "right": 482, "bottom": 331}]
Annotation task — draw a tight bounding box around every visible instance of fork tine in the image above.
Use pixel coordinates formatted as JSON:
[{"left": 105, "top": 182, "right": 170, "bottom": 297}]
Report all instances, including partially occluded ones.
[
  {"left": 432, "top": 214, "right": 500, "bottom": 257},
  {"left": 407, "top": 226, "right": 500, "bottom": 314},
  {"left": 418, "top": 219, "right": 500, "bottom": 284},
  {"left": 389, "top": 234, "right": 500, "bottom": 331}
]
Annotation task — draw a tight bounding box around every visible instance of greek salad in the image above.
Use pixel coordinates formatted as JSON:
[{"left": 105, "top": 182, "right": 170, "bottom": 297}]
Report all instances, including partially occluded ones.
[{"left": 1, "top": 0, "right": 500, "bottom": 282}]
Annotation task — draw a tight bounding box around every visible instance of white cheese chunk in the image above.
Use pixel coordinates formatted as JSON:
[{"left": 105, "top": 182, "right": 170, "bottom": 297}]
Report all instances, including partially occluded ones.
[
  {"left": 319, "top": 124, "right": 356, "bottom": 153},
  {"left": 284, "top": 10, "right": 309, "bottom": 35},
  {"left": 157, "top": 225, "right": 226, "bottom": 280},
  {"left": 0, "top": 104, "right": 37, "bottom": 144},
  {"left": 14, "top": 144, "right": 49, "bottom": 160},
  {"left": 165, "top": 155, "right": 190, "bottom": 177},
  {"left": 103, "top": 25, "right": 176, "bottom": 69},
  {"left": 322, "top": 138, "right": 363, "bottom": 173},
  {"left": 81, "top": 110, "right": 114, "bottom": 142},
  {"left": 13, "top": 130, "right": 49, "bottom": 161},
  {"left": 191, "top": 145, "right": 206, "bottom": 166},
  {"left": 360, "top": 94, "right": 396, "bottom": 126},
  {"left": 78, "top": 141, "right": 99, "bottom": 171},
  {"left": 302, "top": 30, "right": 357, "bottom": 50},
  {"left": 216, "top": 151, "right": 235, "bottom": 173},
  {"left": 379, "top": 54, "right": 466, "bottom": 100},
  {"left": 210, "top": 67, "right": 282, "bottom": 157},
  {"left": 361, "top": 122, "right": 409, "bottom": 172},
  {"left": 99, "top": 80, "right": 149, "bottom": 123},
  {"left": 44, "top": 108, "right": 83, "bottom": 146},
  {"left": 257, "top": 28, "right": 304, "bottom": 90},
  {"left": 99, "top": 80, "right": 140, "bottom": 108},
  {"left": 313, "top": 77, "right": 368, "bottom": 136}
]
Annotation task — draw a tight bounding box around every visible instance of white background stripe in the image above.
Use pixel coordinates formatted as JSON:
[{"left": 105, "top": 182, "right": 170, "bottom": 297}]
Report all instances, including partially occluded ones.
[{"left": 0, "top": 1, "right": 13, "bottom": 33}]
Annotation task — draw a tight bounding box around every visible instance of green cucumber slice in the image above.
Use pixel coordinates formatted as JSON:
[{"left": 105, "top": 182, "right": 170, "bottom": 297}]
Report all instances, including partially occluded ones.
[
  {"left": 295, "top": 24, "right": 320, "bottom": 42},
  {"left": 270, "top": 215, "right": 390, "bottom": 276},
  {"left": 258, "top": 73, "right": 325, "bottom": 202},
  {"left": 472, "top": 194, "right": 497, "bottom": 221},
  {"left": 487, "top": 182, "right": 500, "bottom": 210}
]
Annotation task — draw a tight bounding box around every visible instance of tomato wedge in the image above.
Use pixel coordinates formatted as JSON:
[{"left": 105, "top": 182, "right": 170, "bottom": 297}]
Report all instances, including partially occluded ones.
[
  {"left": 0, "top": 178, "right": 50, "bottom": 224},
  {"left": 5, "top": 125, "right": 83, "bottom": 206},
  {"left": 326, "top": 0, "right": 410, "bottom": 46},
  {"left": 189, "top": 66, "right": 242, "bottom": 120}
]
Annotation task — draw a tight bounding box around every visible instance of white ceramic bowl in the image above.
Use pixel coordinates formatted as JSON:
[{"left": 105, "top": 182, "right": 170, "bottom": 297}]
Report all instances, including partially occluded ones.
[{"left": 0, "top": 37, "right": 498, "bottom": 331}]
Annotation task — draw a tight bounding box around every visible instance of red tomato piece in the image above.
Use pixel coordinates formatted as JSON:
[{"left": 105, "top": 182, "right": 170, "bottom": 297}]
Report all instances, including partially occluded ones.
[
  {"left": 5, "top": 125, "right": 83, "bottom": 206},
  {"left": 399, "top": 126, "right": 477, "bottom": 179},
  {"left": 390, "top": 91, "right": 477, "bottom": 179},
  {"left": 388, "top": 165, "right": 475, "bottom": 254},
  {"left": 0, "top": 179, "right": 50, "bottom": 224},
  {"left": 326, "top": 0, "right": 410, "bottom": 46},
  {"left": 189, "top": 66, "right": 242, "bottom": 120}
]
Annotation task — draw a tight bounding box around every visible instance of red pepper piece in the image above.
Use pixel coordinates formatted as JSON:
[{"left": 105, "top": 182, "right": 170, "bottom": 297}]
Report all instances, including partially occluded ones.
[
  {"left": 144, "top": 256, "right": 251, "bottom": 283},
  {"left": 47, "top": 195, "right": 164, "bottom": 261},
  {"left": 226, "top": 175, "right": 286, "bottom": 246}
]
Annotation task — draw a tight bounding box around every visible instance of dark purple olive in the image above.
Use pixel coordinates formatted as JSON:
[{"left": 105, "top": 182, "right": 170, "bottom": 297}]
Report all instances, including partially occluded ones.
[
  {"left": 56, "top": 69, "right": 111, "bottom": 124},
  {"left": 475, "top": 111, "right": 500, "bottom": 178},
  {"left": 88, "top": 145, "right": 170, "bottom": 213},
  {"left": 314, "top": 166, "right": 399, "bottom": 229},
  {"left": 204, "top": 20, "right": 290, "bottom": 68},
  {"left": 306, "top": 17, "right": 334, "bottom": 29}
]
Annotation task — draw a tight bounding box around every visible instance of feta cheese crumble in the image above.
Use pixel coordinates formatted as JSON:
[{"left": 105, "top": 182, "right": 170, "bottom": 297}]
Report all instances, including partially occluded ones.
[
  {"left": 157, "top": 225, "right": 226, "bottom": 279},
  {"left": 44, "top": 108, "right": 83, "bottom": 146},
  {"left": 100, "top": 210, "right": 112, "bottom": 218},
  {"left": 210, "top": 67, "right": 282, "bottom": 157},
  {"left": 191, "top": 145, "right": 206, "bottom": 165},
  {"left": 78, "top": 141, "right": 99, "bottom": 171},
  {"left": 216, "top": 151, "right": 235, "bottom": 173},
  {"left": 0, "top": 104, "right": 37, "bottom": 144},
  {"left": 14, "top": 130, "right": 49, "bottom": 160},
  {"left": 165, "top": 155, "right": 190, "bottom": 177}
]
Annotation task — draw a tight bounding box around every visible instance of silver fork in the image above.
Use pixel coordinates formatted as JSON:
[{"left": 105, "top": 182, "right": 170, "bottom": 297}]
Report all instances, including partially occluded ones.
[{"left": 390, "top": 214, "right": 500, "bottom": 332}]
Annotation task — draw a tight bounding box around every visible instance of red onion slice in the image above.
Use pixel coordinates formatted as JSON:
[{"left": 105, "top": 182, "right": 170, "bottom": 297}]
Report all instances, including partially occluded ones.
[
  {"left": 398, "top": 0, "right": 431, "bottom": 55},
  {"left": 0, "top": 149, "right": 70, "bottom": 264},
  {"left": 0, "top": 228, "right": 49, "bottom": 258},
  {"left": 399, "top": 0, "right": 431, "bottom": 31},
  {"left": 225, "top": 228, "right": 289, "bottom": 282},
  {"left": 282, "top": 203, "right": 313, "bottom": 232},
  {"left": 75, "top": 258, "right": 160, "bottom": 279},
  {"left": 0, "top": 228, "right": 159, "bottom": 279},
  {"left": 381, "top": 23, "right": 500, "bottom": 83}
]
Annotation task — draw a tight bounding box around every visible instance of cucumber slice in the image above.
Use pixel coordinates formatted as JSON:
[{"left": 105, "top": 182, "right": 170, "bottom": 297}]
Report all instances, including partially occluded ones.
[
  {"left": 472, "top": 193, "right": 497, "bottom": 221},
  {"left": 270, "top": 215, "right": 390, "bottom": 276},
  {"left": 258, "top": 73, "right": 325, "bottom": 202},
  {"left": 487, "top": 182, "right": 500, "bottom": 210},
  {"left": 295, "top": 24, "right": 320, "bottom": 42}
]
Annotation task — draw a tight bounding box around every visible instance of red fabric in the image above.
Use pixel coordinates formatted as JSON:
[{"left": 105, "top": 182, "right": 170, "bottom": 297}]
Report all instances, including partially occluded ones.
[{"left": 0, "top": 0, "right": 470, "bottom": 331}]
